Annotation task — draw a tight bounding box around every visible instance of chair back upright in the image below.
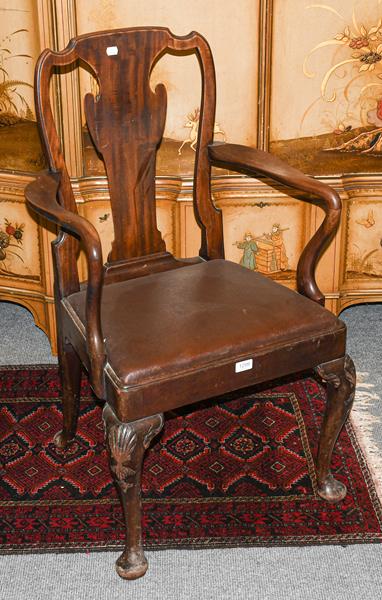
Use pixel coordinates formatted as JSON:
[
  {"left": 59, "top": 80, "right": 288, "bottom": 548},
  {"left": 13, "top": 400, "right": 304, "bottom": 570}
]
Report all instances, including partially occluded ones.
[{"left": 34, "top": 27, "right": 224, "bottom": 297}]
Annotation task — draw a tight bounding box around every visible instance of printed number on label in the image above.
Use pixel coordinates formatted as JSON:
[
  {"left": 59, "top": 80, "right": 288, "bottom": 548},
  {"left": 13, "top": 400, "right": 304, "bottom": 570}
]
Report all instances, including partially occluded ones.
[{"left": 235, "top": 359, "right": 253, "bottom": 373}]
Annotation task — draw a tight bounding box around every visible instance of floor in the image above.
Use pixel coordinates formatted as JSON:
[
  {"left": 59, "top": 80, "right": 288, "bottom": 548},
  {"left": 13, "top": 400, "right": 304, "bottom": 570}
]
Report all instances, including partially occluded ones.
[{"left": 0, "top": 300, "right": 381, "bottom": 600}]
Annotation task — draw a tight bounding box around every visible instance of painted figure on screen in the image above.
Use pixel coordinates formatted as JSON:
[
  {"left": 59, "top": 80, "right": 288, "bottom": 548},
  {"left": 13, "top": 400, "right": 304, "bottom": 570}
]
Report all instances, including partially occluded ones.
[{"left": 235, "top": 224, "right": 290, "bottom": 274}]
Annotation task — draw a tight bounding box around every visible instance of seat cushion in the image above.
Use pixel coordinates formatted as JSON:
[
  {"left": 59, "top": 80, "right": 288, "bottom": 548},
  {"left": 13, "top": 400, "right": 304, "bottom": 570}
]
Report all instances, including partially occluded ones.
[{"left": 66, "top": 260, "right": 345, "bottom": 388}]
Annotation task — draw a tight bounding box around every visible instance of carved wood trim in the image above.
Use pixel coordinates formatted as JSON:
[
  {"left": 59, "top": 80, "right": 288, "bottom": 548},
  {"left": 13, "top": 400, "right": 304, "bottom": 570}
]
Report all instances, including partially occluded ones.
[{"left": 257, "top": 0, "right": 274, "bottom": 150}]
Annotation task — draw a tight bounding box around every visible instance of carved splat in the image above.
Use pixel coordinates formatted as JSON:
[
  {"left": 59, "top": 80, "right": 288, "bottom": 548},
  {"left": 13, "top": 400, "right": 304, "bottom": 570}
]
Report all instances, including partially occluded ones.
[{"left": 82, "top": 30, "right": 168, "bottom": 260}]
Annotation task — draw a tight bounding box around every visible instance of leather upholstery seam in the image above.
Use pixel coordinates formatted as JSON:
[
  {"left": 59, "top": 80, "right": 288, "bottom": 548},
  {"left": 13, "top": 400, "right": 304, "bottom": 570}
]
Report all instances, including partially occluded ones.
[{"left": 62, "top": 298, "right": 345, "bottom": 391}]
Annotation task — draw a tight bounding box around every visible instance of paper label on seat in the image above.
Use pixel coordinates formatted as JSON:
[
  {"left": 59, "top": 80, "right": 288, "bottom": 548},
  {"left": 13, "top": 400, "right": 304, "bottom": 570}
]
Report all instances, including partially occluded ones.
[
  {"left": 235, "top": 358, "right": 253, "bottom": 373},
  {"left": 106, "top": 46, "right": 118, "bottom": 56}
]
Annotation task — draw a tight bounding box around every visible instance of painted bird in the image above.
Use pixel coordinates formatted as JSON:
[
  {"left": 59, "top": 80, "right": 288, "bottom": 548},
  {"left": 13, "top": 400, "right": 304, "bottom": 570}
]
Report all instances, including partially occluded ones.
[{"left": 356, "top": 210, "right": 375, "bottom": 228}]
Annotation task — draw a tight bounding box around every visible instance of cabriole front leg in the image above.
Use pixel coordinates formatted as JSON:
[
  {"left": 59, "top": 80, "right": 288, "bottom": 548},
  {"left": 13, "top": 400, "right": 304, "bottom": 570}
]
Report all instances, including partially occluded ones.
[
  {"left": 103, "top": 404, "right": 164, "bottom": 580},
  {"left": 315, "top": 354, "right": 356, "bottom": 502}
]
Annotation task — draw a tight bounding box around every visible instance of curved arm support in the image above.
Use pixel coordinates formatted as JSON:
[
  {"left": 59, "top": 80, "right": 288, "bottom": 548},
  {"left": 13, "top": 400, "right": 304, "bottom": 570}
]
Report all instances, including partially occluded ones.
[
  {"left": 25, "top": 171, "right": 106, "bottom": 396},
  {"left": 208, "top": 143, "right": 341, "bottom": 305}
]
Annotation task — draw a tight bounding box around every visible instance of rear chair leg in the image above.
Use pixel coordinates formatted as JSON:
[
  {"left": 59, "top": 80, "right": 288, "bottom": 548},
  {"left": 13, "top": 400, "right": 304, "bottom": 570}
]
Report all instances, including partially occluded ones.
[
  {"left": 315, "top": 354, "right": 356, "bottom": 502},
  {"left": 54, "top": 339, "right": 82, "bottom": 448},
  {"left": 103, "top": 404, "right": 164, "bottom": 580}
]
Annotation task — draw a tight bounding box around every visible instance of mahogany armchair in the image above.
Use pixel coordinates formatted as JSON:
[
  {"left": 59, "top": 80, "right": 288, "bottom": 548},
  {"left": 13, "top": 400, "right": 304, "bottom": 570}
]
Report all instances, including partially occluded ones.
[{"left": 25, "top": 28, "right": 355, "bottom": 580}]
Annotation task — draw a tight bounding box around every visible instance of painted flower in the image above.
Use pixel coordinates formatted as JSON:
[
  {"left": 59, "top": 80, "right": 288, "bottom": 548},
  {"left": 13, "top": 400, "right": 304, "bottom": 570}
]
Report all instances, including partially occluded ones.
[
  {"left": 5, "top": 223, "right": 15, "bottom": 235},
  {"left": 335, "top": 26, "right": 351, "bottom": 43},
  {"left": 0, "top": 221, "right": 25, "bottom": 267},
  {"left": 4, "top": 219, "right": 24, "bottom": 243},
  {"left": 0, "top": 230, "right": 10, "bottom": 249},
  {"left": 349, "top": 37, "right": 369, "bottom": 50},
  {"left": 378, "top": 99, "right": 382, "bottom": 121},
  {"left": 359, "top": 49, "right": 382, "bottom": 71},
  {"left": 367, "top": 98, "right": 382, "bottom": 127}
]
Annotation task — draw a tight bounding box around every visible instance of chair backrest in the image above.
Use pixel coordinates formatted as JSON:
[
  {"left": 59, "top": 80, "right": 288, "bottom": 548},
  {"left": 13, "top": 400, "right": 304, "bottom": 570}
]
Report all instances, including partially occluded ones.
[{"left": 35, "top": 27, "right": 224, "bottom": 294}]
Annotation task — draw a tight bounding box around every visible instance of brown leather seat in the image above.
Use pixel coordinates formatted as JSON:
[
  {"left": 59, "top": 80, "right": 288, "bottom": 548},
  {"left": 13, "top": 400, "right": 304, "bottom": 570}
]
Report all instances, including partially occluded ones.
[{"left": 67, "top": 260, "right": 345, "bottom": 389}]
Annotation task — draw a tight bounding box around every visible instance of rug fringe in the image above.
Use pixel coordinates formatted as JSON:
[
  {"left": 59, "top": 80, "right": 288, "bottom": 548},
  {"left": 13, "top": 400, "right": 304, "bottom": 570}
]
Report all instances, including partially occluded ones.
[{"left": 351, "top": 371, "right": 382, "bottom": 498}]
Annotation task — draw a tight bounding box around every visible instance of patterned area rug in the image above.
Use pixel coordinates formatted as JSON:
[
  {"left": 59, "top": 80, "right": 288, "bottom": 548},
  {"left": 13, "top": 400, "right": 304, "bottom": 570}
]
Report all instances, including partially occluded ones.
[{"left": 1, "top": 365, "right": 381, "bottom": 553}]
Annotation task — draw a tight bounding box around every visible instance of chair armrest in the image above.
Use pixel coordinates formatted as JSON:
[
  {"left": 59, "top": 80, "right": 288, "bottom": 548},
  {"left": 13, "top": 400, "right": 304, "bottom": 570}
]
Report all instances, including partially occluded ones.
[
  {"left": 208, "top": 143, "right": 341, "bottom": 305},
  {"left": 25, "top": 171, "right": 105, "bottom": 395}
]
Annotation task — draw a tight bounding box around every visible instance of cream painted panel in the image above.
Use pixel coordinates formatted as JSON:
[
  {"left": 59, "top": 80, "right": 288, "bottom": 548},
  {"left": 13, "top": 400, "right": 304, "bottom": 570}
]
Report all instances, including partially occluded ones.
[
  {"left": 270, "top": 0, "right": 382, "bottom": 174},
  {"left": 0, "top": 0, "right": 39, "bottom": 118},
  {"left": 345, "top": 198, "right": 382, "bottom": 285},
  {"left": 182, "top": 202, "right": 201, "bottom": 258},
  {"left": 0, "top": 199, "right": 41, "bottom": 281},
  {"left": 76, "top": 0, "right": 259, "bottom": 146},
  {"left": 271, "top": 0, "right": 382, "bottom": 141},
  {"left": 78, "top": 198, "right": 176, "bottom": 271},
  {"left": 156, "top": 202, "right": 176, "bottom": 255},
  {"left": 219, "top": 200, "right": 307, "bottom": 282},
  {"left": 79, "top": 201, "right": 115, "bottom": 263}
]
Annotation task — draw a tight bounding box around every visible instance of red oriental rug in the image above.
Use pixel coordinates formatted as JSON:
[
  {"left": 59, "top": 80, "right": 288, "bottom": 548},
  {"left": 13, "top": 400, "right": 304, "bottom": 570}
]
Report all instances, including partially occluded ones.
[{"left": 0, "top": 365, "right": 382, "bottom": 553}]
